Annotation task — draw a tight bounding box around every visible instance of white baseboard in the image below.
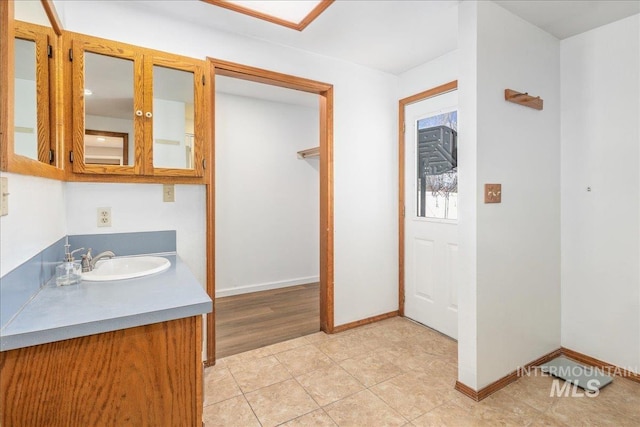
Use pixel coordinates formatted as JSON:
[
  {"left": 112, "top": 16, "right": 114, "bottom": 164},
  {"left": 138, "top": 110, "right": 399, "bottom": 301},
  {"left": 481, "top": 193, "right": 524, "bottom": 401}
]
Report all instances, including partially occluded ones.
[{"left": 215, "top": 276, "right": 320, "bottom": 298}]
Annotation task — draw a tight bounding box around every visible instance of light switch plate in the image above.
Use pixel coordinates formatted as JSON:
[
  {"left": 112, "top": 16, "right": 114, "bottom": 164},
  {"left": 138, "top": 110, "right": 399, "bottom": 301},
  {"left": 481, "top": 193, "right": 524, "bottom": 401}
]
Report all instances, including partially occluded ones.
[
  {"left": 163, "top": 184, "right": 175, "bottom": 203},
  {"left": 0, "top": 177, "right": 8, "bottom": 216},
  {"left": 484, "top": 183, "right": 502, "bottom": 203}
]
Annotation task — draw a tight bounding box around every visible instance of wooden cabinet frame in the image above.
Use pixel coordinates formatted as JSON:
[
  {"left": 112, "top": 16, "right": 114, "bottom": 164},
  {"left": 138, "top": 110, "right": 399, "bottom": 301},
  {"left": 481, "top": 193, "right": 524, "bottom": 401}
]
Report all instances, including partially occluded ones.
[
  {"left": 1, "top": 2, "right": 64, "bottom": 180},
  {"left": 67, "top": 32, "right": 205, "bottom": 179}
]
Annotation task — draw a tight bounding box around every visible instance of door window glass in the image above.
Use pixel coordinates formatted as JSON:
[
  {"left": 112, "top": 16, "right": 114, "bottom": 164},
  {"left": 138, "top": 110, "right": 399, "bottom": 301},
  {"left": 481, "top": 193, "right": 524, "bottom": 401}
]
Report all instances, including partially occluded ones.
[{"left": 416, "top": 110, "right": 458, "bottom": 220}]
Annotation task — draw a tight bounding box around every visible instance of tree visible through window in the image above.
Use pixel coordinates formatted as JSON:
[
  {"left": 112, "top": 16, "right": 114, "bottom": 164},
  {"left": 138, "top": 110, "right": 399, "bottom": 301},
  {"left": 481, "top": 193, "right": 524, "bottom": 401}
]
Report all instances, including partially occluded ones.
[{"left": 416, "top": 110, "right": 457, "bottom": 220}]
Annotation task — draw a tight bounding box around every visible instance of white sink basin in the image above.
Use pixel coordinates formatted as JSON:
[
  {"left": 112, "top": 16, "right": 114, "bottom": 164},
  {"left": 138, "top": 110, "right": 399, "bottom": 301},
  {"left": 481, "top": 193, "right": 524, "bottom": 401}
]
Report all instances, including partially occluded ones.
[{"left": 82, "top": 256, "right": 171, "bottom": 282}]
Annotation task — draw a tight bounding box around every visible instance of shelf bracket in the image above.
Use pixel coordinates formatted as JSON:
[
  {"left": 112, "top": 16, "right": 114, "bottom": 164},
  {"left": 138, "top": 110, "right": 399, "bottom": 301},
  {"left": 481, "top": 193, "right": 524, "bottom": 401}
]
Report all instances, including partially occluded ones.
[{"left": 297, "top": 146, "right": 320, "bottom": 159}]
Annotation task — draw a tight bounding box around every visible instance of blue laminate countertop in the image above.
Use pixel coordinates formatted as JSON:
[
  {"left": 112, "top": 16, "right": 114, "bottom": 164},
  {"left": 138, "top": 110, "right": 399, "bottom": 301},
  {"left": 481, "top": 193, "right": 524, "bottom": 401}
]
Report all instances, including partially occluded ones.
[{"left": 0, "top": 254, "right": 212, "bottom": 352}]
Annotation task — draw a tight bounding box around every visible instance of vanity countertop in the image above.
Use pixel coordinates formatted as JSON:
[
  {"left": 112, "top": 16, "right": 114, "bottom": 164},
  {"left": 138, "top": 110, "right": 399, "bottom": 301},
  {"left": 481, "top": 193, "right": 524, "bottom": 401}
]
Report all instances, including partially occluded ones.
[{"left": 0, "top": 254, "right": 212, "bottom": 352}]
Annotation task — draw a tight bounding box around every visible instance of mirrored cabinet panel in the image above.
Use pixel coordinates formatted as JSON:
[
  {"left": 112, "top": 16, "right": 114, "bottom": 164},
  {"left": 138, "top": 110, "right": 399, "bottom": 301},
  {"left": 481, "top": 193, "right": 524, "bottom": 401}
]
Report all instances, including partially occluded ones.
[
  {"left": 152, "top": 65, "right": 195, "bottom": 170},
  {"left": 11, "top": 21, "right": 56, "bottom": 167},
  {"left": 13, "top": 38, "right": 38, "bottom": 160},
  {"left": 84, "top": 52, "right": 136, "bottom": 167},
  {"left": 147, "top": 55, "right": 204, "bottom": 177},
  {"left": 71, "top": 37, "right": 143, "bottom": 175}
]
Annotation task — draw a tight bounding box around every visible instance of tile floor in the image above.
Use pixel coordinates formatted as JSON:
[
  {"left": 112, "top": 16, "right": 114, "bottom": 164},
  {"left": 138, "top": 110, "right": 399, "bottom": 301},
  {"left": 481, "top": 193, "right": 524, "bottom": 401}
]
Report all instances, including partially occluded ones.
[{"left": 204, "top": 317, "right": 640, "bottom": 426}]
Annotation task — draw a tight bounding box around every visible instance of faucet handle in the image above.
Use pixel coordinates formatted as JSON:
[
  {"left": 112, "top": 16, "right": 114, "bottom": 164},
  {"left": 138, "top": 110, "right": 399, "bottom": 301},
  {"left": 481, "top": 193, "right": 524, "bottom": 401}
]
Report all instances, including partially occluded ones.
[
  {"left": 81, "top": 253, "right": 92, "bottom": 273},
  {"left": 65, "top": 247, "right": 85, "bottom": 262}
]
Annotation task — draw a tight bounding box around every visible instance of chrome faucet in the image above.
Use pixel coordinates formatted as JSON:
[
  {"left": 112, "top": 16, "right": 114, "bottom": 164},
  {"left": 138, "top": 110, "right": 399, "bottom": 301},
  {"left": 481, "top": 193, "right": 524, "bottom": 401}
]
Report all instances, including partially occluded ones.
[{"left": 81, "top": 248, "right": 116, "bottom": 272}]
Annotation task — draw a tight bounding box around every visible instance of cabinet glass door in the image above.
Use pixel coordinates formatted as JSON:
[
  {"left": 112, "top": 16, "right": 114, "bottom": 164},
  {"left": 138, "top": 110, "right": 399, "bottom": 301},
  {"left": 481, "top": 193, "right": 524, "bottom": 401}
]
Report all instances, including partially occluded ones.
[
  {"left": 72, "top": 39, "right": 144, "bottom": 175},
  {"left": 152, "top": 65, "right": 195, "bottom": 170}
]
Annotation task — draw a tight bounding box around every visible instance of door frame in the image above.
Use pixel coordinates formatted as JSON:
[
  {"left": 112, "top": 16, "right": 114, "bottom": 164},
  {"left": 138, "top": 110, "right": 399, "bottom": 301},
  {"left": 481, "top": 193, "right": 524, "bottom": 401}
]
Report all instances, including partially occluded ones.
[
  {"left": 398, "top": 80, "right": 457, "bottom": 316},
  {"left": 205, "top": 58, "right": 334, "bottom": 365}
]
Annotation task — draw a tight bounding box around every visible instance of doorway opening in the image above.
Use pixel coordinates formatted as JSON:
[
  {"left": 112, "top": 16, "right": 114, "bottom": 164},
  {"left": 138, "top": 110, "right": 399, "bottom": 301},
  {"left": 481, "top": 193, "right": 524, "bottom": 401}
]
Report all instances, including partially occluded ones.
[
  {"left": 205, "top": 58, "right": 334, "bottom": 364},
  {"left": 399, "top": 81, "right": 458, "bottom": 338}
]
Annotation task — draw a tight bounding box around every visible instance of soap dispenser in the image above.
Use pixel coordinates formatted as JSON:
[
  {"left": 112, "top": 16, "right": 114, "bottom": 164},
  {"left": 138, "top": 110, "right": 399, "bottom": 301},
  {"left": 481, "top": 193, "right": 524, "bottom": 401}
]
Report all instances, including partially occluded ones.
[{"left": 56, "top": 241, "right": 84, "bottom": 286}]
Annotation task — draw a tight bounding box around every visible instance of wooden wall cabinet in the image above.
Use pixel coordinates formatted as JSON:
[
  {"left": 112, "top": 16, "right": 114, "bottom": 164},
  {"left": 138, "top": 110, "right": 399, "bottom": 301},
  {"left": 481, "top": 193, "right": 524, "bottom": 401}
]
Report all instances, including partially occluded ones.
[
  {"left": 0, "top": 316, "right": 203, "bottom": 426},
  {"left": 1, "top": 3, "right": 65, "bottom": 180},
  {"left": 68, "top": 33, "right": 206, "bottom": 178}
]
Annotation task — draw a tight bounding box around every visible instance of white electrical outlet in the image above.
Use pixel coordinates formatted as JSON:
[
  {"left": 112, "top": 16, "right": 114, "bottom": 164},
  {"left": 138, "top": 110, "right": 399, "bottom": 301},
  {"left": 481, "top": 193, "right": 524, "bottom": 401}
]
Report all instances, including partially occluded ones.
[{"left": 97, "top": 207, "right": 112, "bottom": 227}]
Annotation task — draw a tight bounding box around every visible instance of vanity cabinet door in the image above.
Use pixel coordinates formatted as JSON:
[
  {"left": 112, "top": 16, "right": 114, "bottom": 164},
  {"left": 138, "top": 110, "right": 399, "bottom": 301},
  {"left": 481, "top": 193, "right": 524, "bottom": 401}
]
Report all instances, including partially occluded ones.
[{"left": 70, "top": 36, "right": 145, "bottom": 175}]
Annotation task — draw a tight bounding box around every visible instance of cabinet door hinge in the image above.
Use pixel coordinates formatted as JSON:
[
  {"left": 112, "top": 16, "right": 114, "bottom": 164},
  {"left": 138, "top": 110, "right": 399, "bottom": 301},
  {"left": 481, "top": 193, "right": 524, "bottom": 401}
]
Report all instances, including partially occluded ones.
[
  {"left": 68, "top": 48, "right": 73, "bottom": 62},
  {"left": 49, "top": 149, "right": 55, "bottom": 164},
  {"left": 69, "top": 151, "right": 74, "bottom": 163},
  {"left": 402, "top": 205, "right": 405, "bottom": 218},
  {"left": 47, "top": 44, "right": 53, "bottom": 58}
]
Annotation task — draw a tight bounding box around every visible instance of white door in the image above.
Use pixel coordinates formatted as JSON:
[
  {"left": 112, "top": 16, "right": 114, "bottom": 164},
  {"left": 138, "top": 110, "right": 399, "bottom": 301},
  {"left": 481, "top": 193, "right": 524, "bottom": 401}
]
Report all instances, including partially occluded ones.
[{"left": 404, "top": 90, "right": 458, "bottom": 339}]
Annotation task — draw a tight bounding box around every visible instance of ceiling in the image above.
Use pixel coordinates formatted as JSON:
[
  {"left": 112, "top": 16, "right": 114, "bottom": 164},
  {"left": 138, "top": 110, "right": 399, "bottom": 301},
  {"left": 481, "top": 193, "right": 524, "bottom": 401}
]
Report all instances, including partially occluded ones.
[{"left": 117, "top": 0, "right": 639, "bottom": 75}]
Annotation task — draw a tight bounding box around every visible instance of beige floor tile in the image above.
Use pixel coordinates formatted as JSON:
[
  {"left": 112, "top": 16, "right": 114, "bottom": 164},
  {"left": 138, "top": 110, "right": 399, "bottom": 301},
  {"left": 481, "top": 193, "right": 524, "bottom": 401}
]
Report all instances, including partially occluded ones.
[
  {"left": 410, "top": 333, "right": 457, "bottom": 360},
  {"left": 203, "top": 366, "right": 242, "bottom": 406},
  {"left": 592, "top": 376, "right": 640, "bottom": 423},
  {"left": 246, "top": 378, "right": 319, "bottom": 427},
  {"left": 367, "top": 318, "right": 428, "bottom": 344},
  {"left": 348, "top": 327, "right": 396, "bottom": 351},
  {"left": 205, "top": 320, "right": 640, "bottom": 427},
  {"left": 222, "top": 345, "right": 273, "bottom": 371},
  {"left": 545, "top": 385, "right": 640, "bottom": 426},
  {"left": 324, "top": 389, "right": 407, "bottom": 427},
  {"left": 268, "top": 336, "right": 312, "bottom": 354},
  {"left": 230, "top": 355, "right": 292, "bottom": 393},
  {"left": 315, "top": 335, "right": 375, "bottom": 362},
  {"left": 413, "top": 394, "right": 537, "bottom": 427},
  {"left": 371, "top": 372, "right": 458, "bottom": 420},
  {"left": 304, "top": 331, "right": 336, "bottom": 344},
  {"left": 275, "top": 343, "right": 335, "bottom": 376},
  {"left": 501, "top": 372, "right": 559, "bottom": 413},
  {"left": 203, "top": 395, "right": 261, "bottom": 427},
  {"left": 453, "top": 393, "right": 544, "bottom": 426},
  {"left": 281, "top": 409, "right": 338, "bottom": 426},
  {"left": 379, "top": 348, "right": 453, "bottom": 382},
  {"left": 411, "top": 401, "right": 487, "bottom": 427},
  {"left": 340, "top": 352, "right": 404, "bottom": 387},
  {"left": 296, "top": 365, "right": 365, "bottom": 406}
]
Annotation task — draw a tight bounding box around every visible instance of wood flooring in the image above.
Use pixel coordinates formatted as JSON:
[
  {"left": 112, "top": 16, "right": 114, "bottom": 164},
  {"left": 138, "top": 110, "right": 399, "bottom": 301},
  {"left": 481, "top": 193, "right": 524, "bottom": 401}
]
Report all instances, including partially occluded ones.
[{"left": 215, "top": 283, "right": 320, "bottom": 358}]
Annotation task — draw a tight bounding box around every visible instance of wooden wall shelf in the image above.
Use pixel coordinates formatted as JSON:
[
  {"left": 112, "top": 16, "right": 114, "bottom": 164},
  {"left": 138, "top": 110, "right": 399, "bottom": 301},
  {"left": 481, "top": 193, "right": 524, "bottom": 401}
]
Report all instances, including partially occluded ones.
[{"left": 504, "top": 89, "right": 543, "bottom": 111}]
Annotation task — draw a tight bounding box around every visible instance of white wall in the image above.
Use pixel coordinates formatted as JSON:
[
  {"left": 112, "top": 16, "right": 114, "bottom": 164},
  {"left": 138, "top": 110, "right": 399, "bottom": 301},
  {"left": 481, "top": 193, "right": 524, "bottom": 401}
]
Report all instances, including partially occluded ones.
[
  {"left": 561, "top": 14, "right": 640, "bottom": 374},
  {"left": 0, "top": 172, "right": 67, "bottom": 277},
  {"left": 457, "top": 0, "right": 480, "bottom": 390},
  {"left": 399, "top": 50, "right": 459, "bottom": 99},
  {"left": 215, "top": 93, "right": 319, "bottom": 297},
  {"left": 458, "top": 1, "right": 561, "bottom": 389},
  {"left": 65, "top": 183, "right": 206, "bottom": 286},
  {"left": 58, "top": 0, "right": 399, "bottom": 327}
]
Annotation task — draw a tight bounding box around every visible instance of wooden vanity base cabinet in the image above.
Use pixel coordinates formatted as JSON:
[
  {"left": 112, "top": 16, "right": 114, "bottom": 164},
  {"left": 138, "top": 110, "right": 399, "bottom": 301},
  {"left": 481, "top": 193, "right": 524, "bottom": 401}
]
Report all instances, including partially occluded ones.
[{"left": 0, "top": 316, "right": 203, "bottom": 426}]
